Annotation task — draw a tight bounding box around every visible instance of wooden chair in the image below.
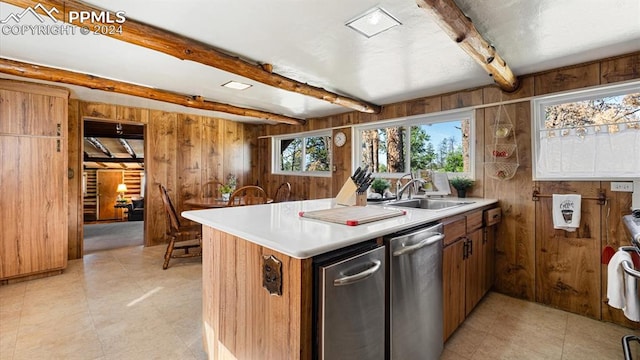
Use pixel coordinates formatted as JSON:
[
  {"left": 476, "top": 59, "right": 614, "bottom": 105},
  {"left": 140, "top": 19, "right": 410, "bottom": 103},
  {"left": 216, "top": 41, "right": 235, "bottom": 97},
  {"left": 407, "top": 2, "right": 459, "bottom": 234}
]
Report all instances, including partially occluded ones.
[
  {"left": 227, "top": 185, "right": 268, "bottom": 206},
  {"left": 159, "top": 184, "right": 202, "bottom": 269},
  {"left": 273, "top": 182, "right": 291, "bottom": 203},
  {"left": 202, "top": 180, "right": 223, "bottom": 198}
]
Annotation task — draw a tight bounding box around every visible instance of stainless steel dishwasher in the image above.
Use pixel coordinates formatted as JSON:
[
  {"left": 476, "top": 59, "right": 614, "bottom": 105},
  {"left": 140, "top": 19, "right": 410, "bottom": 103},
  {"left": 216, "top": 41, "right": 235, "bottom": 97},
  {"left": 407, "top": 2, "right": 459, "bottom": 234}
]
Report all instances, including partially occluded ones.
[
  {"left": 385, "top": 222, "right": 444, "bottom": 360},
  {"left": 314, "top": 242, "right": 386, "bottom": 360}
]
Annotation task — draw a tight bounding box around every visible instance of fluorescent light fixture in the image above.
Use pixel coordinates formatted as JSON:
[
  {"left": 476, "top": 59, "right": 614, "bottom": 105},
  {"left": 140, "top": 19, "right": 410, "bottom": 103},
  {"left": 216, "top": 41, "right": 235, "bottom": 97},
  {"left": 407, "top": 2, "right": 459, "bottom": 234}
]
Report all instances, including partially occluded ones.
[
  {"left": 222, "top": 81, "right": 252, "bottom": 90},
  {"left": 346, "top": 7, "right": 401, "bottom": 38}
]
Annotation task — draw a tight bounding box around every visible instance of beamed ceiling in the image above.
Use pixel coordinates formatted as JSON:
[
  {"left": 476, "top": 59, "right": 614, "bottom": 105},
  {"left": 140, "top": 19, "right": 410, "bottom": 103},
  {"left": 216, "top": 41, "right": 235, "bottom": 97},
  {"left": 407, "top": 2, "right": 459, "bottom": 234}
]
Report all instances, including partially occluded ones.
[
  {"left": 0, "top": 0, "right": 639, "bottom": 124},
  {"left": 83, "top": 120, "right": 144, "bottom": 170}
]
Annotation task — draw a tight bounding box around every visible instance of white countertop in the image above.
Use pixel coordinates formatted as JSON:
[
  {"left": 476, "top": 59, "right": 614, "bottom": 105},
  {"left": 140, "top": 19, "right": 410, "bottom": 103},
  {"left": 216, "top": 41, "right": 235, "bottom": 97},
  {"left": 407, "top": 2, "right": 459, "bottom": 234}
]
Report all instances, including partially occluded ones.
[{"left": 182, "top": 197, "right": 498, "bottom": 259}]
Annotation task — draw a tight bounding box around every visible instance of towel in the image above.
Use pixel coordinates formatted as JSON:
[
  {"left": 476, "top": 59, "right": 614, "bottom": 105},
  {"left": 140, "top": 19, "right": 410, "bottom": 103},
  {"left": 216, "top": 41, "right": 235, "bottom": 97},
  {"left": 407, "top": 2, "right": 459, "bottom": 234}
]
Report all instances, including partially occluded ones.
[
  {"left": 552, "top": 194, "right": 581, "bottom": 232},
  {"left": 607, "top": 250, "right": 631, "bottom": 309},
  {"left": 623, "top": 258, "right": 640, "bottom": 322}
]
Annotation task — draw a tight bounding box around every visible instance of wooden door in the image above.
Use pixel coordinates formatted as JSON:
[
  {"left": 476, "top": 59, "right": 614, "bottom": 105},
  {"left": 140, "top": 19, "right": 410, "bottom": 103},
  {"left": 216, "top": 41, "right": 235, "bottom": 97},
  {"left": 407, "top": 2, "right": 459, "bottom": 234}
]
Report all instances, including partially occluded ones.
[
  {"left": 97, "top": 170, "right": 123, "bottom": 220},
  {"left": 0, "top": 136, "right": 67, "bottom": 278},
  {"left": 442, "top": 238, "right": 465, "bottom": 341},
  {"left": 465, "top": 229, "right": 484, "bottom": 316},
  {"left": 535, "top": 181, "right": 602, "bottom": 319}
]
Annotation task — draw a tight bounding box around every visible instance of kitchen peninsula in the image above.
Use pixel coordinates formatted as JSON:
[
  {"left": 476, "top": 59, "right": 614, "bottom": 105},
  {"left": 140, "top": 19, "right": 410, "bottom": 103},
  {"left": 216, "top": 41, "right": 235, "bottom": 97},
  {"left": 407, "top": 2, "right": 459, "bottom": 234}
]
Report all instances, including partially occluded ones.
[{"left": 183, "top": 198, "right": 498, "bottom": 359}]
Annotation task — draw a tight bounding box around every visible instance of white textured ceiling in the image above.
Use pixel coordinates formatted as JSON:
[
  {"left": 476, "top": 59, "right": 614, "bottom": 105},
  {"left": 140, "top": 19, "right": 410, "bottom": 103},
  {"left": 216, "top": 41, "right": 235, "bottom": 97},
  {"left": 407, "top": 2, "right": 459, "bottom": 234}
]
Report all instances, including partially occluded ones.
[{"left": 0, "top": 0, "right": 639, "bottom": 124}]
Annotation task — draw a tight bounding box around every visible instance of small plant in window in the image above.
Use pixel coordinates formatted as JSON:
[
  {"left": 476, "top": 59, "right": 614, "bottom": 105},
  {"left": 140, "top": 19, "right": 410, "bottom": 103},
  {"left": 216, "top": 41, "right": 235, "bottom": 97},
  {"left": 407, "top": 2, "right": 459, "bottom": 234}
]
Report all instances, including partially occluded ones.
[
  {"left": 370, "top": 178, "right": 390, "bottom": 195},
  {"left": 449, "top": 176, "right": 474, "bottom": 198}
]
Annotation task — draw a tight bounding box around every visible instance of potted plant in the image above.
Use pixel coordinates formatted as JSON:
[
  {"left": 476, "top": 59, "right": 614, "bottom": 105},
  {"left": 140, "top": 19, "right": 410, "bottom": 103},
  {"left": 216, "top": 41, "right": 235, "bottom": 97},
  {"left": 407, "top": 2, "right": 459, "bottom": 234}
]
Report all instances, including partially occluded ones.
[
  {"left": 219, "top": 183, "right": 233, "bottom": 201},
  {"left": 226, "top": 174, "right": 237, "bottom": 192},
  {"left": 449, "top": 176, "right": 474, "bottom": 198},
  {"left": 370, "top": 178, "right": 390, "bottom": 195}
]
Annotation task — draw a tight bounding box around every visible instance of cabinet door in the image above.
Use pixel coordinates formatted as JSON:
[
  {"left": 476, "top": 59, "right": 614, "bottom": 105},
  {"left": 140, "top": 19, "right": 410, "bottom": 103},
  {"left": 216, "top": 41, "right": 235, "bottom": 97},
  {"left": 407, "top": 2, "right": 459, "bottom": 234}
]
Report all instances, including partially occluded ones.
[
  {"left": 465, "top": 229, "right": 484, "bottom": 315},
  {"left": 0, "top": 136, "right": 67, "bottom": 278},
  {"left": 0, "top": 88, "right": 66, "bottom": 137},
  {"left": 483, "top": 225, "right": 497, "bottom": 295},
  {"left": 442, "top": 238, "right": 465, "bottom": 341}
]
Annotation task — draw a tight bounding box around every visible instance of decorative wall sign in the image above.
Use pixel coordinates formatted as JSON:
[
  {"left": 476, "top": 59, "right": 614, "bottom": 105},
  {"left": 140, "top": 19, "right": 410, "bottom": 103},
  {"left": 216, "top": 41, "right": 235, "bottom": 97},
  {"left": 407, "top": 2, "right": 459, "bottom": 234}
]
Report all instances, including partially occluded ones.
[{"left": 262, "top": 255, "right": 282, "bottom": 296}]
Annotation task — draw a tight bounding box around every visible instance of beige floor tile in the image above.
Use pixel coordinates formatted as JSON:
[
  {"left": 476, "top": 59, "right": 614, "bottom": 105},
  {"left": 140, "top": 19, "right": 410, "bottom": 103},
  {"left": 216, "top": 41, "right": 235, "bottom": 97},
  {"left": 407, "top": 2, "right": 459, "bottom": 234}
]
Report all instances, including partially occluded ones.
[
  {"left": 445, "top": 321, "right": 489, "bottom": 358},
  {"left": 0, "top": 282, "right": 26, "bottom": 301},
  {"left": 471, "top": 333, "right": 562, "bottom": 360},
  {"left": 562, "top": 313, "right": 638, "bottom": 360},
  {"left": 0, "top": 329, "right": 17, "bottom": 360},
  {"left": 440, "top": 347, "right": 470, "bottom": 360},
  {"left": 13, "top": 311, "right": 103, "bottom": 360}
]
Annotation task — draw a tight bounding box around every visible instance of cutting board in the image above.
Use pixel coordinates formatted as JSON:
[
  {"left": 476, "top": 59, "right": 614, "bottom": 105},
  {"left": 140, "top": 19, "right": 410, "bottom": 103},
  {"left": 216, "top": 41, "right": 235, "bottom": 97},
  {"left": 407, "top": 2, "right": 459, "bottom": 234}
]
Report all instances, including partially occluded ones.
[{"left": 299, "top": 206, "right": 406, "bottom": 226}]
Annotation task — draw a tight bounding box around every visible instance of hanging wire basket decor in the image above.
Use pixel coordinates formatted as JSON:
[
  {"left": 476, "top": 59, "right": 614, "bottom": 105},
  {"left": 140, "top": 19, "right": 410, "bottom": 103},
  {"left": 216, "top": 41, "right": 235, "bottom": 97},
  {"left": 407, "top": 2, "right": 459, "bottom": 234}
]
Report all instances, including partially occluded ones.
[
  {"left": 485, "top": 162, "right": 519, "bottom": 180},
  {"left": 490, "top": 123, "right": 513, "bottom": 138},
  {"left": 486, "top": 144, "right": 517, "bottom": 159}
]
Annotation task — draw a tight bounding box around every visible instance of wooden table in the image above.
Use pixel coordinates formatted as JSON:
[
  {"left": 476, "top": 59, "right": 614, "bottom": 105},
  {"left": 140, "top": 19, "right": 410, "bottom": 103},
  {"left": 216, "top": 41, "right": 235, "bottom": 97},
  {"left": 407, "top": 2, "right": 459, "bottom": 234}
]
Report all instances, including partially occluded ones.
[{"left": 184, "top": 197, "right": 273, "bottom": 209}]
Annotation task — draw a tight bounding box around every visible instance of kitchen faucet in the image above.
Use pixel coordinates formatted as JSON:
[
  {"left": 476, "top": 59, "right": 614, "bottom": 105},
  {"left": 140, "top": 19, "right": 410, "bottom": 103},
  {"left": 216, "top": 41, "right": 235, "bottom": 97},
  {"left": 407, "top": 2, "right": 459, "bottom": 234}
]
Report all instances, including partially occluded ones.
[{"left": 396, "top": 178, "right": 426, "bottom": 200}]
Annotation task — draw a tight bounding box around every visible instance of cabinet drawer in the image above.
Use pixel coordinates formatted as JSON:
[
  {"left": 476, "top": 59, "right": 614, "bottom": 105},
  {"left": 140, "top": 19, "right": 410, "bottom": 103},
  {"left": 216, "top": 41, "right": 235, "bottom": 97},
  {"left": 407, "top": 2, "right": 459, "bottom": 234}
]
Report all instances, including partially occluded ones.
[
  {"left": 484, "top": 207, "right": 502, "bottom": 226},
  {"left": 466, "top": 211, "right": 483, "bottom": 232},
  {"left": 443, "top": 216, "right": 466, "bottom": 246}
]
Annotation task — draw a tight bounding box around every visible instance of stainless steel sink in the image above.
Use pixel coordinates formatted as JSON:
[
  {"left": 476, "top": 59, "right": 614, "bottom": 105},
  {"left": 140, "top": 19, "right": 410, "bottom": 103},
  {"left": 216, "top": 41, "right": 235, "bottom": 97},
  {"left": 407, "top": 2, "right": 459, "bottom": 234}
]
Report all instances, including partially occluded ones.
[{"left": 382, "top": 198, "right": 475, "bottom": 210}]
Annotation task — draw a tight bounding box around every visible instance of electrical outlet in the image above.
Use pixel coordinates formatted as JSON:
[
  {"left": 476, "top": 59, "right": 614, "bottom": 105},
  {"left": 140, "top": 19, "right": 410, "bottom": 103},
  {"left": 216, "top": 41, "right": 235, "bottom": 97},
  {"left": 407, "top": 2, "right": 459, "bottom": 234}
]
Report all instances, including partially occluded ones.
[{"left": 611, "top": 182, "right": 633, "bottom": 192}]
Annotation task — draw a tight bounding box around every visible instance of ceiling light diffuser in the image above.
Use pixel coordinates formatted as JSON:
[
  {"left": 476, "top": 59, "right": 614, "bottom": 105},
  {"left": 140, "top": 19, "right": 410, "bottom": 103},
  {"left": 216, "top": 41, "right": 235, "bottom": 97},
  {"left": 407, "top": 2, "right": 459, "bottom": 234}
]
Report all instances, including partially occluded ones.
[
  {"left": 346, "top": 7, "right": 401, "bottom": 38},
  {"left": 222, "top": 81, "right": 252, "bottom": 90}
]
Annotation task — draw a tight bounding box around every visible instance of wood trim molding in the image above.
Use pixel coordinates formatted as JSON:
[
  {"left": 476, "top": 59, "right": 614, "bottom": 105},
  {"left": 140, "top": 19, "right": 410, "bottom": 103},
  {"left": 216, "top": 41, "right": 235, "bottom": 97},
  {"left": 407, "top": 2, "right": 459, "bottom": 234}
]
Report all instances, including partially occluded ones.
[
  {"left": 0, "top": 57, "right": 305, "bottom": 125},
  {"left": 2, "top": 0, "right": 381, "bottom": 114},
  {"left": 416, "top": 0, "right": 519, "bottom": 92}
]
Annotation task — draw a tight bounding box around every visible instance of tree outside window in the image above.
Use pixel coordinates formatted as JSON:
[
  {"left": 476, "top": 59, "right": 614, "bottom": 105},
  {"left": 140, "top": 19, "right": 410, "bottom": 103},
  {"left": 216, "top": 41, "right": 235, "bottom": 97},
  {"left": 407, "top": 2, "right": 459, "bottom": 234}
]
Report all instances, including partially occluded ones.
[
  {"left": 358, "top": 116, "right": 472, "bottom": 176},
  {"left": 275, "top": 133, "right": 332, "bottom": 176}
]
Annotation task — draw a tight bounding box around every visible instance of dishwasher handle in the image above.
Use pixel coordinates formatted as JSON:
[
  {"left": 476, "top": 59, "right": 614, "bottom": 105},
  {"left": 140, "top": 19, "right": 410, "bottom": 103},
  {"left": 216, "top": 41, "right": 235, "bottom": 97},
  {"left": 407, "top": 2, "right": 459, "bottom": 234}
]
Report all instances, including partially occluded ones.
[
  {"left": 333, "top": 260, "right": 382, "bottom": 286},
  {"left": 393, "top": 234, "right": 444, "bottom": 257}
]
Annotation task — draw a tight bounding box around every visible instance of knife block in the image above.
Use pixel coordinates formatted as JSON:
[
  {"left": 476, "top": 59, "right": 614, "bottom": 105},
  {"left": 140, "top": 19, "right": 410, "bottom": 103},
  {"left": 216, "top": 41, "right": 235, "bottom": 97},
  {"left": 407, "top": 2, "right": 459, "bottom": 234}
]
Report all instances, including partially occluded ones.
[{"left": 336, "top": 178, "right": 366, "bottom": 206}]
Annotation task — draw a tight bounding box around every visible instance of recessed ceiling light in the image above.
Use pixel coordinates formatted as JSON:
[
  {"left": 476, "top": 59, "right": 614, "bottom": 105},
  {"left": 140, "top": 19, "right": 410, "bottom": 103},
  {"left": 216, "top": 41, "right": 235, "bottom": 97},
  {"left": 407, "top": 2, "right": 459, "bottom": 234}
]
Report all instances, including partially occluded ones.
[
  {"left": 222, "top": 81, "right": 252, "bottom": 90},
  {"left": 346, "top": 7, "right": 401, "bottom": 38}
]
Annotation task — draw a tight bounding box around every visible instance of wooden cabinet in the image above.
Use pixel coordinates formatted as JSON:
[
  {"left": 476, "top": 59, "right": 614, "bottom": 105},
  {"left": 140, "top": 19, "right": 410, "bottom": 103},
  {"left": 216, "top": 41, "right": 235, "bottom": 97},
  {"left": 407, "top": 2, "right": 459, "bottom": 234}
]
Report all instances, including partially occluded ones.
[
  {"left": 443, "top": 234, "right": 466, "bottom": 340},
  {"left": 442, "top": 207, "right": 500, "bottom": 341},
  {"left": 0, "top": 80, "right": 69, "bottom": 282}
]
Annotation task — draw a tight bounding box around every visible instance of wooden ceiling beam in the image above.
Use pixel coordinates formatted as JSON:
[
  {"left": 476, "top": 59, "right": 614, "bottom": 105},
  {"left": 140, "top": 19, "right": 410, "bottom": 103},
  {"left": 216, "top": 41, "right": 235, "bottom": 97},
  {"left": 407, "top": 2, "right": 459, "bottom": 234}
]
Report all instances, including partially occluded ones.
[
  {"left": 83, "top": 155, "right": 144, "bottom": 164},
  {"left": 117, "top": 138, "right": 137, "bottom": 159},
  {"left": 416, "top": 0, "right": 519, "bottom": 92},
  {"left": 0, "top": 58, "right": 305, "bottom": 125},
  {"left": 86, "top": 137, "right": 113, "bottom": 158},
  {"left": 2, "top": 0, "right": 381, "bottom": 114}
]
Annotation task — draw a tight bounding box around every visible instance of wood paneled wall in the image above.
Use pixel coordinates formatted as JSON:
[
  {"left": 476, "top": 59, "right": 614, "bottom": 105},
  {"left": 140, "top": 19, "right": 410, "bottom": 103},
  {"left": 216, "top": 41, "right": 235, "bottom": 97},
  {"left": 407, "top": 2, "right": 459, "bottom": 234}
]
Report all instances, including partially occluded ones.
[
  {"left": 254, "top": 52, "right": 639, "bottom": 329},
  {"left": 67, "top": 101, "right": 257, "bottom": 258}
]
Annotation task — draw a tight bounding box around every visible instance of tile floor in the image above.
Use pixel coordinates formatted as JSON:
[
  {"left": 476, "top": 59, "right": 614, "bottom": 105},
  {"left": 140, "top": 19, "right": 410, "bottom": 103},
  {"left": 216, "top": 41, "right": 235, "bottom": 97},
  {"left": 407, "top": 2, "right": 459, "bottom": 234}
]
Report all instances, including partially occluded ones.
[{"left": 1, "top": 244, "right": 639, "bottom": 360}]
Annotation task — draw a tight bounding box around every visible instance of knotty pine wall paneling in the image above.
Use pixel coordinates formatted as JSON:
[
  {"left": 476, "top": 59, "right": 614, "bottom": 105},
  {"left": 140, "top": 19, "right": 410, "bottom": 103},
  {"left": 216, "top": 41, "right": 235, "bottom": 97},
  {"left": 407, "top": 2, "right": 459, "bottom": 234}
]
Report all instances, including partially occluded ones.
[
  {"left": 483, "top": 102, "right": 536, "bottom": 301},
  {"left": 176, "top": 114, "right": 203, "bottom": 221},
  {"left": 600, "top": 53, "right": 639, "bottom": 83},
  {"left": 534, "top": 181, "right": 602, "bottom": 318},
  {"left": 146, "top": 110, "right": 179, "bottom": 246},
  {"left": 202, "top": 117, "right": 225, "bottom": 190}
]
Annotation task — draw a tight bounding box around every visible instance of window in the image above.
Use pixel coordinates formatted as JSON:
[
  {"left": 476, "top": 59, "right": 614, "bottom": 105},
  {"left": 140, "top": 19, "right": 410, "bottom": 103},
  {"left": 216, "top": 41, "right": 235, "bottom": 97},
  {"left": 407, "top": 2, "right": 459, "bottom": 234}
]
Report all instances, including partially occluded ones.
[
  {"left": 354, "top": 110, "right": 475, "bottom": 179},
  {"left": 273, "top": 131, "right": 332, "bottom": 177},
  {"left": 532, "top": 81, "right": 640, "bottom": 180}
]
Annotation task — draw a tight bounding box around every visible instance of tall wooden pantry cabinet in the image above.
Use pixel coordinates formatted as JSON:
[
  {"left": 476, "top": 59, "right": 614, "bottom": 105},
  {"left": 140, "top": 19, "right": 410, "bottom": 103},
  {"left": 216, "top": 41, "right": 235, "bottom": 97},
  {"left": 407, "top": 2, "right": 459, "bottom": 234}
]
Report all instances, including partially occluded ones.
[{"left": 0, "top": 79, "right": 69, "bottom": 282}]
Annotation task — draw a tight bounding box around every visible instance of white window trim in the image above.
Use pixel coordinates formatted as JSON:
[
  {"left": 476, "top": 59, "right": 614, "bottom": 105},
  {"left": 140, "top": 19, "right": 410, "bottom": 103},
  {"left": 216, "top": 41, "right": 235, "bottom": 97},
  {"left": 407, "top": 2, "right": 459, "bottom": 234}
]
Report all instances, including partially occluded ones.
[
  {"left": 532, "top": 80, "right": 640, "bottom": 181},
  {"left": 352, "top": 110, "right": 475, "bottom": 180},
  {"left": 272, "top": 129, "right": 332, "bottom": 178}
]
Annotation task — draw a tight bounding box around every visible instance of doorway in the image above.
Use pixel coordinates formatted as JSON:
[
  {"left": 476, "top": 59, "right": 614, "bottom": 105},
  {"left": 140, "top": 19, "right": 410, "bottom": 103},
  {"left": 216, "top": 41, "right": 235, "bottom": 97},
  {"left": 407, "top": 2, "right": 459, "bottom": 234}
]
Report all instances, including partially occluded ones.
[{"left": 82, "top": 118, "right": 145, "bottom": 254}]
